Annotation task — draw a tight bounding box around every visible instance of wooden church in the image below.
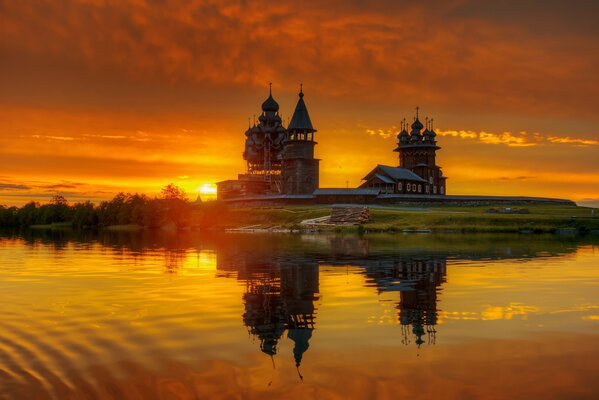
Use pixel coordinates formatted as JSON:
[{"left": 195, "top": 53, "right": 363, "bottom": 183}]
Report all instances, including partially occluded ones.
[{"left": 217, "top": 87, "right": 446, "bottom": 201}]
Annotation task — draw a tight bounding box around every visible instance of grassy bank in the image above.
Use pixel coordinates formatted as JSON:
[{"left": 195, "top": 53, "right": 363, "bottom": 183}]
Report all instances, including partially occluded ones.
[
  {"left": 29, "top": 222, "right": 74, "bottom": 229},
  {"left": 209, "top": 204, "right": 599, "bottom": 234}
]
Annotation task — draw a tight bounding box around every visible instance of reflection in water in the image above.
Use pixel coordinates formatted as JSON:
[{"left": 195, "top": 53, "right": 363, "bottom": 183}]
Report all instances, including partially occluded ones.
[
  {"left": 217, "top": 244, "right": 320, "bottom": 375},
  {"left": 0, "top": 229, "right": 598, "bottom": 399},
  {"left": 371, "top": 257, "right": 446, "bottom": 347},
  {"left": 215, "top": 235, "right": 449, "bottom": 371}
]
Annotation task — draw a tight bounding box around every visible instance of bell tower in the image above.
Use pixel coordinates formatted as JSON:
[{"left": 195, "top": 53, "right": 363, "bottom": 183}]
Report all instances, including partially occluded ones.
[{"left": 281, "top": 85, "right": 319, "bottom": 195}]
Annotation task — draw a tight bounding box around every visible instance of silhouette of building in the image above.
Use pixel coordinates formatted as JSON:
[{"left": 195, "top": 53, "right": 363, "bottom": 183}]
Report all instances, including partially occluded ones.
[
  {"left": 360, "top": 107, "right": 447, "bottom": 195},
  {"left": 217, "top": 84, "right": 319, "bottom": 199},
  {"left": 281, "top": 86, "right": 319, "bottom": 195},
  {"left": 216, "top": 85, "right": 449, "bottom": 201}
]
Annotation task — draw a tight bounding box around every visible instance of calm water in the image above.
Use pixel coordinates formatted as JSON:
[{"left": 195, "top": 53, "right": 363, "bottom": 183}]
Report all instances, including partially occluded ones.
[{"left": 0, "top": 230, "right": 598, "bottom": 400}]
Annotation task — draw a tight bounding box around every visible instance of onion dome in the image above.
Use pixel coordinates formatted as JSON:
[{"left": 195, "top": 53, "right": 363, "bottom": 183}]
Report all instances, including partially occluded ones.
[
  {"left": 261, "top": 83, "right": 279, "bottom": 112},
  {"left": 410, "top": 106, "right": 423, "bottom": 131},
  {"left": 424, "top": 131, "right": 436, "bottom": 141},
  {"left": 422, "top": 117, "right": 434, "bottom": 141},
  {"left": 397, "top": 118, "right": 409, "bottom": 142},
  {"left": 427, "top": 118, "right": 437, "bottom": 138},
  {"left": 411, "top": 117, "right": 423, "bottom": 131},
  {"left": 398, "top": 128, "right": 409, "bottom": 141}
]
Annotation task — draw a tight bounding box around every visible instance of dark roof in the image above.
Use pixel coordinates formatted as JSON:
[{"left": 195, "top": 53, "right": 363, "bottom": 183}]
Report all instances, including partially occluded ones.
[
  {"left": 261, "top": 93, "right": 279, "bottom": 112},
  {"left": 374, "top": 165, "right": 427, "bottom": 183},
  {"left": 411, "top": 118, "right": 423, "bottom": 131},
  {"left": 375, "top": 173, "right": 395, "bottom": 184},
  {"left": 314, "top": 188, "right": 380, "bottom": 196},
  {"left": 288, "top": 90, "right": 314, "bottom": 132}
]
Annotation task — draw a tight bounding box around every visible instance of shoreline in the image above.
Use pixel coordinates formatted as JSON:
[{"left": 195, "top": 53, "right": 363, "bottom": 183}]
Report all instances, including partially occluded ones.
[{"left": 8, "top": 203, "right": 599, "bottom": 235}]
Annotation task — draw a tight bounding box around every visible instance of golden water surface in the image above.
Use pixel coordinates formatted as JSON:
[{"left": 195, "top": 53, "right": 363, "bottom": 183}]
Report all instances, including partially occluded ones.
[{"left": 0, "top": 230, "right": 598, "bottom": 399}]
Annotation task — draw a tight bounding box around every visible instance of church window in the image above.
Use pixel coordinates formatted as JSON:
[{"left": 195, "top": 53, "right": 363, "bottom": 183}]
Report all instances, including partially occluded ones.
[
  {"left": 426, "top": 185, "right": 430, "bottom": 193},
  {"left": 418, "top": 184, "right": 422, "bottom": 193},
  {"left": 407, "top": 183, "right": 411, "bottom": 192},
  {"left": 397, "top": 182, "right": 402, "bottom": 191},
  {"left": 440, "top": 186, "right": 444, "bottom": 194},
  {"left": 433, "top": 186, "right": 437, "bottom": 194}
]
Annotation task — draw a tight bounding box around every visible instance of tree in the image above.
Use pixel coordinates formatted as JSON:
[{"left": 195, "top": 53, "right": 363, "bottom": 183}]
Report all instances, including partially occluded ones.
[
  {"left": 16, "top": 201, "right": 39, "bottom": 226},
  {"left": 160, "top": 183, "right": 188, "bottom": 201},
  {"left": 72, "top": 201, "right": 98, "bottom": 228},
  {"left": 41, "top": 195, "right": 71, "bottom": 223},
  {"left": 160, "top": 184, "right": 191, "bottom": 228}
]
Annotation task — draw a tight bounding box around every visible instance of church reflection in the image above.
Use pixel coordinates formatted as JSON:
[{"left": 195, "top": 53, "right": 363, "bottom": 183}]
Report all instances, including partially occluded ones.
[
  {"left": 352, "top": 253, "right": 445, "bottom": 347},
  {"left": 379, "top": 257, "right": 445, "bottom": 347},
  {"left": 242, "top": 264, "right": 319, "bottom": 373},
  {"left": 215, "top": 235, "right": 447, "bottom": 371},
  {"left": 218, "top": 247, "right": 319, "bottom": 373}
]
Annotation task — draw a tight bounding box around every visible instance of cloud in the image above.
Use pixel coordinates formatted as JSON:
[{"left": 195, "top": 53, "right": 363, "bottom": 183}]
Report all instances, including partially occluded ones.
[
  {"left": 365, "top": 126, "right": 599, "bottom": 148},
  {"left": 547, "top": 136, "right": 599, "bottom": 146},
  {"left": 37, "top": 181, "right": 85, "bottom": 190},
  {"left": 365, "top": 126, "right": 397, "bottom": 139},
  {"left": 498, "top": 176, "right": 535, "bottom": 181},
  {"left": 1, "top": 1, "right": 598, "bottom": 117},
  {"left": 0, "top": 183, "right": 31, "bottom": 190},
  {"left": 99, "top": 135, "right": 127, "bottom": 139},
  {"left": 31, "top": 135, "right": 78, "bottom": 141}
]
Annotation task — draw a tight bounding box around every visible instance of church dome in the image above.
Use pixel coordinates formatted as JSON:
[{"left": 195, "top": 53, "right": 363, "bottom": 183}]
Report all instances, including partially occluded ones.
[
  {"left": 411, "top": 118, "right": 423, "bottom": 131},
  {"left": 262, "top": 84, "right": 279, "bottom": 112},
  {"left": 262, "top": 94, "right": 279, "bottom": 112},
  {"left": 423, "top": 118, "right": 437, "bottom": 142},
  {"left": 425, "top": 129, "right": 437, "bottom": 138},
  {"left": 397, "top": 128, "right": 409, "bottom": 141}
]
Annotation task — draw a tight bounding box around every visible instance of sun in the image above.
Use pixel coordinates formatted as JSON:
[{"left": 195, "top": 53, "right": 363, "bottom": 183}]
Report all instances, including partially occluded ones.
[{"left": 198, "top": 183, "right": 217, "bottom": 195}]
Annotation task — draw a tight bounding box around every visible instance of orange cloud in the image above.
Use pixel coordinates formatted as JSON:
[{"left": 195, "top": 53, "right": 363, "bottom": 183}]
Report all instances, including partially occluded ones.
[
  {"left": 547, "top": 136, "right": 599, "bottom": 146},
  {"left": 2, "top": 1, "right": 599, "bottom": 116},
  {"left": 365, "top": 126, "right": 599, "bottom": 148}
]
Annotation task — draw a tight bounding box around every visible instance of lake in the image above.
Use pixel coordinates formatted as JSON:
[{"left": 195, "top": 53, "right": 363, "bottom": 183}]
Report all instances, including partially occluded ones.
[{"left": 0, "top": 230, "right": 598, "bottom": 399}]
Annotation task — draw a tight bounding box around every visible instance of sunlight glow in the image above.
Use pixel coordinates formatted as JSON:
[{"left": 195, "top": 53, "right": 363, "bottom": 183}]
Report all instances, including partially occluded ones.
[{"left": 198, "top": 183, "right": 217, "bottom": 195}]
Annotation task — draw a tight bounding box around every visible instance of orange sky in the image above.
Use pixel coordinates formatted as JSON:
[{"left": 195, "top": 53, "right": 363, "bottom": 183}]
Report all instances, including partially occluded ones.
[{"left": 1, "top": 0, "right": 598, "bottom": 206}]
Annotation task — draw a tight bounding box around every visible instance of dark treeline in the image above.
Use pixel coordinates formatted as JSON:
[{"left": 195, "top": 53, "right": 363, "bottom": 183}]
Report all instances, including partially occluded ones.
[{"left": 0, "top": 184, "right": 194, "bottom": 229}]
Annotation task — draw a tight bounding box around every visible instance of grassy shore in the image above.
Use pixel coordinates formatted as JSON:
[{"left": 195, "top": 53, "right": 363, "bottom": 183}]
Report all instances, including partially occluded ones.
[
  {"left": 214, "top": 204, "right": 599, "bottom": 234},
  {"left": 29, "top": 222, "right": 74, "bottom": 229},
  {"left": 19, "top": 203, "right": 599, "bottom": 234}
]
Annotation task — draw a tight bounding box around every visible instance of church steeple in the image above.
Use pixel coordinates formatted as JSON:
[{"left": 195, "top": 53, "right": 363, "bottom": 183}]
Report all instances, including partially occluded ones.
[
  {"left": 281, "top": 84, "right": 319, "bottom": 195},
  {"left": 288, "top": 84, "right": 315, "bottom": 135}
]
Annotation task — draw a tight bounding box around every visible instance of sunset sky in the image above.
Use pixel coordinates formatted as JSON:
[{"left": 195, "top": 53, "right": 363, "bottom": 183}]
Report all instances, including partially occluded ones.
[{"left": 1, "top": 0, "right": 598, "bottom": 206}]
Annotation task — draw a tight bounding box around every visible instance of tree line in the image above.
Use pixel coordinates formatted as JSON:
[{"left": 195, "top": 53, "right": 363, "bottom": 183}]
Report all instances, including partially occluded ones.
[{"left": 0, "top": 184, "right": 194, "bottom": 229}]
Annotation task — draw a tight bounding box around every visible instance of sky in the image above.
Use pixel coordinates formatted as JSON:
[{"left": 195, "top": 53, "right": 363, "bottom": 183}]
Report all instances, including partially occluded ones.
[{"left": 1, "top": 0, "right": 598, "bottom": 206}]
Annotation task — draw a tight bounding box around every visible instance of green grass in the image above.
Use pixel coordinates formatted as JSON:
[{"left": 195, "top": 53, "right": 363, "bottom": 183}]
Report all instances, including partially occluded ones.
[
  {"left": 432, "top": 204, "right": 595, "bottom": 217},
  {"left": 361, "top": 205, "right": 599, "bottom": 233},
  {"left": 203, "top": 203, "right": 599, "bottom": 234},
  {"left": 103, "top": 224, "right": 144, "bottom": 231},
  {"left": 29, "top": 222, "right": 74, "bottom": 229}
]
